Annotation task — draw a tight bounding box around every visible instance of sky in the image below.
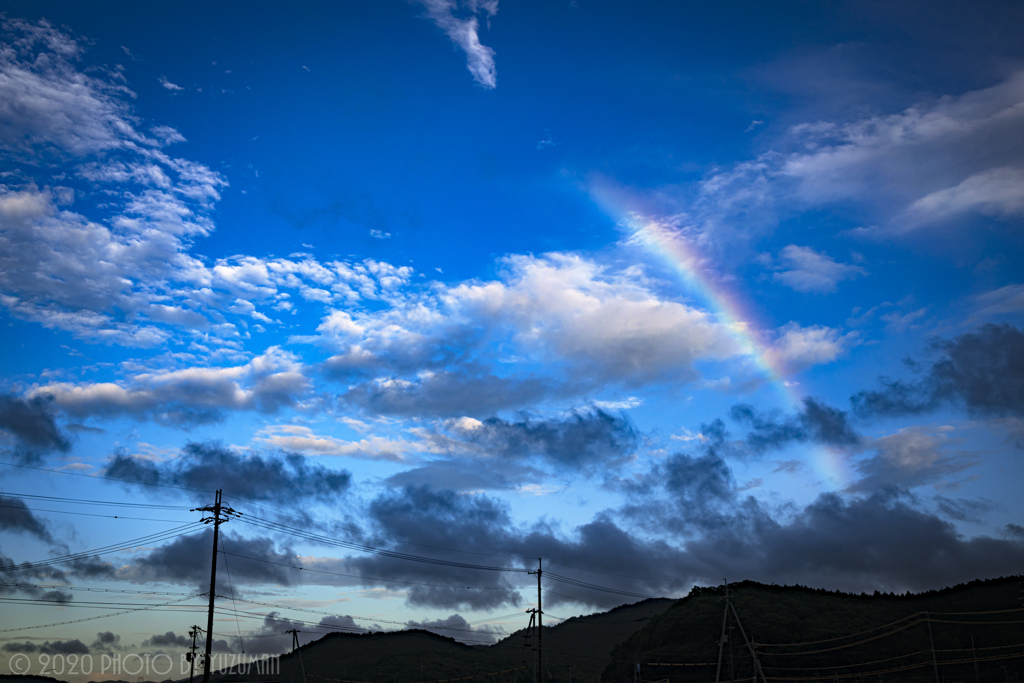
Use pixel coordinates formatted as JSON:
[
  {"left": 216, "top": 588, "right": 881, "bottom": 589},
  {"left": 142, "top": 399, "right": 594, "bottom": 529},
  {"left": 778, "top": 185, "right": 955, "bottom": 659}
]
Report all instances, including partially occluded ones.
[{"left": 2, "top": 0, "right": 1024, "bottom": 674}]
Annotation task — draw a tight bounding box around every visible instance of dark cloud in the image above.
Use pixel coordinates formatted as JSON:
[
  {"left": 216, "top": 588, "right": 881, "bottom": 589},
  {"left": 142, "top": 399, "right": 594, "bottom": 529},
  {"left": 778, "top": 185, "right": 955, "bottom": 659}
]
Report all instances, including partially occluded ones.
[
  {"left": 0, "top": 547, "right": 73, "bottom": 601},
  {"left": 731, "top": 397, "right": 860, "bottom": 451},
  {"left": 385, "top": 458, "right": 543, "bottom": 492},
  {"left": 3, "top": 639, "right": 89, "bottom": 655},
  {"left": 853, "top": 323, "right": 1024, "bottom": 418},
  {"left": 0, "top": 494, "right": 53, "bottom": 541},
  {"left": 103, "top": 441, "right": 351, "bottom": 503},
  {"left": 119, "top": 529, "right": 301, "bottom": 590},
  {"left": 143, "top": 631, "right": 193, "bottom": 648},
  {"left": 90, "top": 631, "right": 123, "bottom": 651},
  {"left": 0, "top": 393, "right": 71, "bottom": 464},
  {"left": 405, "top": 613, "right": 499, "bottom": 644},
  {"left": 240, "top": 613, "right": 367, "bottom": 656},
  {"left": 684, "top": 488, "right": 1024, "bottom": 593},
  {"left": 935, "top": 496, "right": 997, "bottom": 523},
  {"left": 846, "top": 426, "right": 977, "bottom": 493},
  {"left": 341, "top": 370, "right": 550, "bottom": 418},
  {"left": 142, "top": 630, "right": 231, "bottom": 652},
  {"left": 451, "top": 409, "right": 638, "bottom": 470},
  {"left": 349, "top": 486, "right": 525, "bottom": 610}
]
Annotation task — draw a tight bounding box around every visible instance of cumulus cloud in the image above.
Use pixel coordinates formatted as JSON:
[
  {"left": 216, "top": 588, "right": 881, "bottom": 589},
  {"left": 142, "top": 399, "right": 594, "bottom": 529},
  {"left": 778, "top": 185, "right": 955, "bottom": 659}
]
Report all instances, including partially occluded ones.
[
  {"left": 766, "top": 323, "right": 856, "bottom": 373},
  {"left": 764, "top": 245, "right": 866, "bottom": 293},
  {"left": 119, "top": 528, "right": 301, "bottom": 591},
  {"left": 325, "top": 253, "right": 743, "bottom": 416},
  {"left": 103, "top": 441, "right": 352, "bottom": 503},
  {"left": 31, "top": 347, "right": 310, "bottom": 426},
  {"left": 413, "top": 0, "right": 498, "bottom": 89},
  {"left": 0, "top": 393, "right": 71, "bottom": 463},
  {"left": 254, "top": 425, "right": 413, "bottom": 461},
  {"left": 853, "top": 323, "right": 1024, "bottom": 418},
  {"left": 0, "top": 20, "right": 419, "bottom": 350},
  {"left": 418, "top": 409, "right": 640, "bottom": 471}
]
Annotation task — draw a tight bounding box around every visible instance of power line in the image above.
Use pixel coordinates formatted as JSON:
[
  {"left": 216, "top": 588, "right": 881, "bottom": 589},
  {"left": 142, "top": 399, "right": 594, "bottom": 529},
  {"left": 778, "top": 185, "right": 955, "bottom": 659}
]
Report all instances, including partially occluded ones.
[
  {"left": 0, "top": 461, "right": 211, "bottom": 494},
  {"left": 0, "top": 594, "right": 205, "bottom": 633},
  {"left": 0, "top": 523, "right": 204, "bottom": 573},
  {"left": 215, "top": 594, "right": 521, "bottom": 637},
  {"left": 0, "top": 502, "right": 193, "bottom": 523},
  {"left": 212, "top": 606, "right": 501, "bottom": 645},
  {"left": 238, "top": 515, "right": 529, "bottom": 573},
  {"left": 220, "top": 549, "right": 514, "bottom": 591},
  {"left": 222, "top": 495, "right": 521, "bottom": 562},
  {"left": 1, "top": 491, "right": 190, "bottom": 509},
  {"left": 0, "top": 582, "right": 199, "bottom": 597},
  {"left": 544, "top": 571, "right": 658, "bottom": 599}
]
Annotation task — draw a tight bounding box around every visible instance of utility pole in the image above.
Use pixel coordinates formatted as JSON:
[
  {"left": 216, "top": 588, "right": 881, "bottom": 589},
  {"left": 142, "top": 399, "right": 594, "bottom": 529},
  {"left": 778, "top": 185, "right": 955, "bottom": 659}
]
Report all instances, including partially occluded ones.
[
  {"left": 716, "top": 581, "right": 729, "bottom": 683},
  {"left": 528, "top": 559, "right": 543, "bottom": 683},
  {"left": 728, "top": 626, "right": 735, "bottom": 683},
  {"left": 286, "top": 629, "right": 307, "bottom": 683},
  {"left": 186, "top": 625, "right": 203, "bottom": 683},
  {"left": 926, "top": 613, "right": 939, "bottom": 683},
  {"left": 193, "top": 489, "right": 239, "bottom": 683},
  {"left": 971, "top": 635, "right": 979, "bottom": 683},
  {"left": 727, "top": 603, "right": 767, "bottom": 683}
]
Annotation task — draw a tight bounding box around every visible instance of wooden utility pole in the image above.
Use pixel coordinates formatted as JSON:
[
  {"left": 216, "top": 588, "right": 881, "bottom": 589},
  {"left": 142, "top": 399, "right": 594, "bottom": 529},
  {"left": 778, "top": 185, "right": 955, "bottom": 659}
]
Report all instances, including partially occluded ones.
[{"left": 193, "top": 490, "right": 239, "bottom": 683}]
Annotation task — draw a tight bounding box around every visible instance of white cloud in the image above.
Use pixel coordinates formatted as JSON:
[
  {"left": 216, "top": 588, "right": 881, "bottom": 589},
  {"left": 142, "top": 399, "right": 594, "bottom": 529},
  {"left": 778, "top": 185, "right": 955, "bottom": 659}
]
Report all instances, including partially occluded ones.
[
  {"left": 413, "top": 0, "right": 498, "bottom": 89},
  {"left": 905, "top": 167, "right": 1024, "bottom": 223},
  {"left": 158, "top": 75, "right": 183, "bottom": 91},
  {"left": 30, "top": 347, "right": 310, "bottom": 425},
  {"left": 766, "top": 323, "right": 857, "bottom": 373},
  {"left": 767, "top": 245, "right": 866, "bottom": 293},
  {"left": 319, "top": 253, "right": 743, "bottom": 392},
  {"left": 630, "top": 69, "right": 1024, "bottom": 254},
  {"left": 972, "top": 284, "right": 1024, "bottom": 319},
  {"left": 0, "top": 21, "right": 419, "bottom": 350},
  {"left": 253, "top": 425, "right": 412, "bottom": 461}
]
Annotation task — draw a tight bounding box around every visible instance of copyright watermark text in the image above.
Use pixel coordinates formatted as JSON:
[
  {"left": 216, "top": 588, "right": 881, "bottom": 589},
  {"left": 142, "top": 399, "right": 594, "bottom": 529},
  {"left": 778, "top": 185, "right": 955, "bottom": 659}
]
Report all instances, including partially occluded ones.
[{"left": 6, "top": 653, "right": 280, "bottom": 677}]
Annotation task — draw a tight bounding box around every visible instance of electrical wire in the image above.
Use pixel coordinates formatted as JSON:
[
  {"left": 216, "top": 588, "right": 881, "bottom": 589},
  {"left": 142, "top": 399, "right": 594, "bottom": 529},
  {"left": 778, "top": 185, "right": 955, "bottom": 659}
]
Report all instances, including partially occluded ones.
[
  {"left": 1, "top": 492, "right": 190, "bottom": 510},
  {"left": 219, "top": 549, "right": 515, "bottom": 591},
  {"left": 543, "top": 571, "right": 658, "bottom": 599},
  {"left": 0, "top": 523, "right": 204, "bottom": 573},
  {"left": 238, "top": 515, "right": 528, "bottom": 573},
  {"left": 215, "top": 594, "right": 524, "bottom": 638},
  {"left": 0, "top": 503, "right": 193, "bottom": 523},
  {"left": 0, "top": 594, "right": 205, "bottom": 633}
]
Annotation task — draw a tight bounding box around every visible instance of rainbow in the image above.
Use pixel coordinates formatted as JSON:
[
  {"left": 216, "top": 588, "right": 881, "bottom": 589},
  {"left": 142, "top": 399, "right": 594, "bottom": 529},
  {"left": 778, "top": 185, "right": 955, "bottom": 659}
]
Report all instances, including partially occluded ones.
[{"left": 587, "top": 180, "right": 850, "bottom": 486}]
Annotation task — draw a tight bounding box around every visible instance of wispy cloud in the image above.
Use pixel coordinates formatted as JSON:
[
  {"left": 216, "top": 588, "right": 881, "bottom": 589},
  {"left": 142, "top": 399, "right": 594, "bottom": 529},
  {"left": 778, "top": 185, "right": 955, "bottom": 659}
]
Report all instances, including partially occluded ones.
[{"left": 413, "top": 0, "right": 498, "bottom": 89}]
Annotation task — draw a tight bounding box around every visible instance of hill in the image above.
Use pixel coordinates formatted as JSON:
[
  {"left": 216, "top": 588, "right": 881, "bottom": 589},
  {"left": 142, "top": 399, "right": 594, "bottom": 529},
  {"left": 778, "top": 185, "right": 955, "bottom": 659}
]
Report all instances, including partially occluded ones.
[
  {"left": 211, "top": 598, "right": 674, "bottom": 683},
  {"left": 603, "top": 577, "right": 1024, "bottom": 683}
]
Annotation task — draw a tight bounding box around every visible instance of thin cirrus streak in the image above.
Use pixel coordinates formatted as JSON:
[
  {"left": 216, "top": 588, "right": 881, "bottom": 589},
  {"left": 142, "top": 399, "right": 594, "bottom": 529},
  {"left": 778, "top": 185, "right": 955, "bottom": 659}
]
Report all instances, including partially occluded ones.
[{"left": 587, "top": 182, "right": 851, "bottom": 487}]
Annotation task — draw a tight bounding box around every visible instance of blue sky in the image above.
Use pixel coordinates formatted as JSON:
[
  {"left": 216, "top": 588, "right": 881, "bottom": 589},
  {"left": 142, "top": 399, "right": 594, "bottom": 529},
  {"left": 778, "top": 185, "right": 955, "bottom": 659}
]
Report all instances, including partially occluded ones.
[{"left": 2, "top": 0, "right": 1024, "bottom": 670}]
